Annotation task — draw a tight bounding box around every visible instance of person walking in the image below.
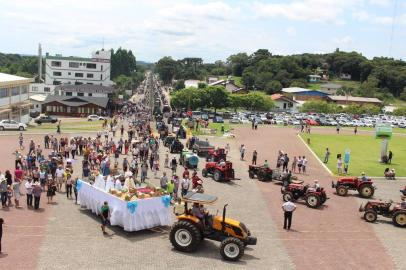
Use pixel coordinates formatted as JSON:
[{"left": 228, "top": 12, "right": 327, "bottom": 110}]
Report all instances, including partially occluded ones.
[
  {"left": 160, "top": 172, "right": 168, "bottom": 190},
  {"left": 337, "top": 156, "right": 343, "bottom": 175},
  {"left": 354, "top": 126, "right": 358, "bottom": 135},
  {"left": 323, "top": 148, "right": 330, "bottom": 163},
  {"left": 32, "top": 182, "right": 42, "bottom": 210},
  {"left": 301, "top": 156, "right": 307, "bottom": 174},
  {"left": 297, "top": 156, "right": 303, "bottom": 174},
  {"left": 181, "top": 177, "right": 190, "bottom": 197},
  {"left": 100, "top": 201, "right": 110, "bottom": 234},
  {"left": 25, "top": 178, "right": 33, "bottom": 207},
  {"left": 171, "top": 157, "right": 178, "bottom": 174},
  {"left": 240, "top": 144, "right": 245, "bottom": 161},
  {"left": 282, "top": 198, "right": 296, "bottom": 230},
  {"left": 388, "top": 150, "right": 393, "bottom": 164},
  {"left": 336, "top": 124, "right": 340, "bottom": 134},
  {"left": 291, "top": 156, "right": 297, "bottom": 173},
  {"left": 282, "top": 154, "right": 289, "bottom": 172},
  {"left": 252, "top": 150, "right": 258, "bottom": 165}
]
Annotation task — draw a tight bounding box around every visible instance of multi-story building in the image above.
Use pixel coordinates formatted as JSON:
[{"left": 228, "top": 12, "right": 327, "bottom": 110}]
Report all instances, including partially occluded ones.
[
  {"left": 0, "top": 72, "right": 33, "bottom": 123},
  {"left": 45, "top": 49, "right": 113, "bottom": 86},
  {"left": 54, "top": 84, "right": 114, "bottom": 98}
]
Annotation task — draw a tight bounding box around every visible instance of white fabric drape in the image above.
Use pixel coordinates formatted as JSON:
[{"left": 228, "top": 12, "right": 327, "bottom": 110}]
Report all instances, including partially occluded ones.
[{"left": 78, "top": 181, "right": 171, "bottom": 231}]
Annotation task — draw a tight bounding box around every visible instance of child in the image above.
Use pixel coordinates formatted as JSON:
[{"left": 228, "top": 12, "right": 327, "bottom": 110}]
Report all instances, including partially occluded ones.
[{"left": 100, "top": 201, "right": 110, "bottom": 234}]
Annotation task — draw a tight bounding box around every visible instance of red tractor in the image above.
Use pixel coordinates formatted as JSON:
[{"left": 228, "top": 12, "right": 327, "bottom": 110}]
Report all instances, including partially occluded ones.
[
  {"left": 359, "top": 200, "right": 406, "bottom": 227},
  {"left": 281, "top": 183, "right": 328, "bottom": 208},
  {"left": 332, "top": 177, "right": 375, "bottom": 198},
  {"left": 202, "top": 161, "right": 235, "bottom": 182},
  {"left": 206, "top": 148, "right": 227, "bottom": 162}
]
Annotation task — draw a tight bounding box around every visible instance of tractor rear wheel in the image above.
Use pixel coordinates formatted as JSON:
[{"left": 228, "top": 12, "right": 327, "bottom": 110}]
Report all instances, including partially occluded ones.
[
  {"left": 248, "top": 171, "right": 255, "bottom": 179},
  {"left": 305, "top": 194, "right": 320, "bottom": 208},
  {"left": 364, "top": 210, "right": 377, "bottom": 223},
  {"left": 213, "top": 170, "right": 222, "bottom": 182},
  {"left": 202, "top": 169, "right": 208, "bottom": 177},
  {"left": 336, "top": 186, "right": 348, "bottom": 196},
  {"left": 220, "top": 237, "right": 245, "bottom": 261},
  {"left": 282, "top": 192, "right": 293, "bottom": 202},
  {"left": 359, "top": 185, "right": 374, "bottom": 198},
  {"left": 257, "top": 171, "right": 265, "bottom": 181},
  {"left": 170, "top": 220, "right": 202, "bottom": 252},
  {"left": 392, "top": 211, "right": 406, "bottom": 227}
]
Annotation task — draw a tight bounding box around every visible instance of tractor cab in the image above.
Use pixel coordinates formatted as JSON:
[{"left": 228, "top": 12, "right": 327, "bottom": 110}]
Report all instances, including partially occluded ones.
[
  {"left": 170, "top": 192, "right": 257, "bottom": 261},
  {"left": 206, "top": 148, "right": 227, "bottom": 162}
]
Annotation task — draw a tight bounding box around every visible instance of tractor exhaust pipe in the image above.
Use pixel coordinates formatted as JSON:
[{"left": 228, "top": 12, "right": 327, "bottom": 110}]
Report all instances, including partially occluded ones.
[{"left": 222, "top": 204, "right": 228, "bottom": 232}]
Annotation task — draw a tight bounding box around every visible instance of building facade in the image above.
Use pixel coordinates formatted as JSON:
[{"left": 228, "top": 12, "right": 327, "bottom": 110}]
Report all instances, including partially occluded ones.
[
  {"left": 54, "top": 85, "right": 114, "bottom": 98},
  {"left": 29, "top": 83, "right": 56, "bottom": 95},
  {"left": 0, "top": 73, "right": 33, "bottom": 123},
  {"left": 42, "top": 95, "right": 110, "bottom": 117},
  {"left": 45, "top": 50, "right": 113, "bottom": 86}
]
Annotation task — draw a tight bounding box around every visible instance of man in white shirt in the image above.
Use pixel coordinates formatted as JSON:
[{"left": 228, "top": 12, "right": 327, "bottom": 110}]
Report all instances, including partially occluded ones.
[
  {"left": 55, "top": 165, "right": 65, "bottom": 192},
  {"left": 25, "top": 178, "right": 33, "bottom": 207},
  {"left": 282, "top": 198, "right": 297, "bottom": 230},
  {"left": 181, "top": 177, "right": 190, "bottom": 197}
]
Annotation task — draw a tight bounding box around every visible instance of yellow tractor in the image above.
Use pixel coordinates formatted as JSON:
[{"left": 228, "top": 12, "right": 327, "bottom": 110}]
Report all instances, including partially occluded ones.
[{"left": 170, "top": 192, "right": 257, "bottom": 261}]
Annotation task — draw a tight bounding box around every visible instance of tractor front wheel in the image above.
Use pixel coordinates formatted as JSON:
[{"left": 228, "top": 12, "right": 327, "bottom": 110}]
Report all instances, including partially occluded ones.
[
  {"left": 282, "top": 192, "right": 293, "bottom": 202},
  {"left": 305, "top": 194, "right": 320, "bottom": 208},
  {"left": 202, "top": 169, "right": 208, "bottom": 177},
  {"left": 364, "top": 210, "right": 377, "bottom": 223},
  {"left": 336, "top": 186, "right": 348, "bottom": 196},
  {"left": 220, "top": 237, "right": 245, "bottom": 261},
  {"left": 213, "top": 170, "right": 222, "bottom": 182},
  {"left": 392, "top": 212, "right": 406, "bottom": 227},
  {"left": 359, "top": 185, "right": 374, "bottom": 198},
  {"left": 170, "top": 220, "right": 202, "bottom": 252}
]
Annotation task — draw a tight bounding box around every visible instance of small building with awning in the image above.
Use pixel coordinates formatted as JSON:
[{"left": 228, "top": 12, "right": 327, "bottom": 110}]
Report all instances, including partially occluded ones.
[
  {"left": 42, "top": 95, "right": 111, "bottom": 117},
  {"left": 0, "top": 72, "right": 33, "bottom": 123}
]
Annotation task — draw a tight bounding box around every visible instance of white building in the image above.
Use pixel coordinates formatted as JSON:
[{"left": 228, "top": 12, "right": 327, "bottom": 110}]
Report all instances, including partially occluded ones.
[
  {"left": 0, "top": 72, "right": 33, "bottom": 123},
  {"left": 54, "top": 84, "right": 114, "bottom": 98},
  {"left": 270, "top": 94, "right": 298, "bottom": 112},
  {"left": 29, "top": 83, "right": 55, "bottom": 95},
  {"left": 29, "top": 94, "right": 47, "bottom": 113},
  {"left": 45, "top": 50, "right": 113, "bottom": 86}
]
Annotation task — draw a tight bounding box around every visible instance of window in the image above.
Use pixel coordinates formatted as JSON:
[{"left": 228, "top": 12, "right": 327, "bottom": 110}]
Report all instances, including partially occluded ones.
[
  {"left": 86, "top": 83, "right": 93, "bottom": 85},
  {"left": 75, "top": 73, "right": 83, "bottom": 78},
  {"left": 88, "top": 93, "right": 92, "bottom": 97},
  {"left": 53, "top": 81, "right": 61, "bottom": 85},
  {"left": 0, "top": 88, "right": 9, "bottom": 98},
  {"left": 44, "top": 87, "right": 51, "bottom": 92},
  {"left": 65, "top": 92, "right": 73, "bottom": 96},
  {"left": 53, "top": 71, "right": 62, "bottom": 76},
  {"left": 74, "top": 82, "right": 83, "bottom": 85},
  {"left": 32, "top": 86, "right": 38, "bottom": 92},
  {"left": 100, "top": 74, "right": 103, "bottom": 80},
  {"left": 101, "top": 65, "right": 103, "bottom": 71},
  {"left": 78, "top": 92, "right": 84, "bottom": 97},
  {"left": 68, "top": 72, "right": 71, "bottom": 75},
  {"left": 86, "top": 63, "right": 96, "bottom": 69},
  {"left": 11, "top": 88, "right": 20, "bottom": 96},
  {"left": 87, "top": 73, "right": 94, "bottom": 78},
  {"left": 51, "top": 61, "right": 61, "bottom": 67},
  {"left": 21, "top": 85, "right": 28, "bottom": 94},
  {"left": 69, "top": 62, "right": 79, "bottom": 68}
]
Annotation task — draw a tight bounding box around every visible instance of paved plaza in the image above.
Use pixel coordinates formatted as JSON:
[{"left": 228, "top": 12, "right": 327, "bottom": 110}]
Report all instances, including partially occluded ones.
[{"left": 0, "top": 125, "right": 405, "bottom": 270}]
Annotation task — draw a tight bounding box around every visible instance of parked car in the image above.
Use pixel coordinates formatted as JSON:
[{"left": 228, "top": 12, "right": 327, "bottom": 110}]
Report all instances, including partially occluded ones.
[
  {"left": 213, "top": 116, "right": 224, "bottom": 123},
  {"left": 35, "top": 116, "right": 58, "bottom": 124},
  {"left": 29, "top": 111, "right": 40, "bottom": 118},
  {"left": 87, "top": 115, "right": 106, "bottom": 121},
  {"left": 229, "top": 117, "right": 240, "bottom": 124},
  {"left": 0, "top": 120, "right": 27, "bottom": 131}
]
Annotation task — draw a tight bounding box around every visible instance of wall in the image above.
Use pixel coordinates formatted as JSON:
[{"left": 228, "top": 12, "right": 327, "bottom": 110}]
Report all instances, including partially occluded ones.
[{"left": 45, "top": 57, "right": 112, "bottom": 86}]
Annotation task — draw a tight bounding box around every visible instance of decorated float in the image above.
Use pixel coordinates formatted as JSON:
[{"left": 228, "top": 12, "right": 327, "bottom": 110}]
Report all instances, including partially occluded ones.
[{"left": 77, "top": 180, "right": 171, "bottom": 231}]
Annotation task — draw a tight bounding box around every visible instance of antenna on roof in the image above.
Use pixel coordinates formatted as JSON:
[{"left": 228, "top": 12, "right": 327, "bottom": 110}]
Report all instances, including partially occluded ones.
[{"left": 102, "top": 37, "right": 105, "bottom": 50}]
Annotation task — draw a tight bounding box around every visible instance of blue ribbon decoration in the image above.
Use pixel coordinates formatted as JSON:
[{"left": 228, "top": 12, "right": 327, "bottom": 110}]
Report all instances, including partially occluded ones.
[
  {"left": 76, "top": 179, "right": 83, "bottom": 191},
  {"left": 127, "top": 201, "right": 138, "bottom": 214},
  {"left": 161, "top": 195, "right": 171, "bottom": 208}
]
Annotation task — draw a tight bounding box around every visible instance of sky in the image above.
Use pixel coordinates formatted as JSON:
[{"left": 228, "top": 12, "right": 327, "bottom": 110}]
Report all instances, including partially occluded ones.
[{"left": 0, "top": 0, "right": 405, "bottom": 63}]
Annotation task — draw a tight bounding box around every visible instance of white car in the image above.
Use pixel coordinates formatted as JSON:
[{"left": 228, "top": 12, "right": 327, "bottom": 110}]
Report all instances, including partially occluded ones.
[
  {"left": 0, "top": 120, "right": 27, "bottom": 131},
  {"left": 239, "top": 117, "right": 251, "bottom": 124},
  {"left": 87, "top": 115, "right": 106, "bottom": 121}
]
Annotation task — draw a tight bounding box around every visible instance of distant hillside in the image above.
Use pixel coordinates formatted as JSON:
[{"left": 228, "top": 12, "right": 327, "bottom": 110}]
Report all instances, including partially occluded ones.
[{"left": 0, "top": 52, "right": 38, "bottom": 78}]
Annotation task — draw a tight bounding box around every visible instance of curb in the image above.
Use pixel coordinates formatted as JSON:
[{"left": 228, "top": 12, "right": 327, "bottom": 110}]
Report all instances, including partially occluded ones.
[{"left": 297, "top": 133, "right": 334, "bottom": 176}]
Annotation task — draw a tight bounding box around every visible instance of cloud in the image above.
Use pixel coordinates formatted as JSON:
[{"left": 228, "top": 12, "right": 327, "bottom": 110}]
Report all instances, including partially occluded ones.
[
  {"left": 369, "top": 0, "right": 392, "bottom": 6},
  {"left": 353, "top": 11, "right": 395, "bottom": 25},
  {"left": 252, "top": 0, "right": 362, "bottom": 24}
]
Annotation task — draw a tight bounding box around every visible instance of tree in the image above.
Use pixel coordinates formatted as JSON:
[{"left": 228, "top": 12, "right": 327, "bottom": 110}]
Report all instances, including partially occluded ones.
[
  {"left": 114, "top": 75, "right": 132, "bottom": 90},
  {"left": 110, "top": 48, "right": 136, "bottom": 79},
  {"left": 156, "top": 56, "right": 178, "bottom": 84},
  {"left": 264, "top": 80, "right": 282, "bottom": 95},
  {"left": 227, "top": 53, "right": 249, "bottom": 76},
  {"left": 241, "top": 67, "right": 256, "bottom": 89},
  {"left": 300, "top": 100, "right": 339, "bottom": 113},
  {"left": 393, "top": 107, "right": 406, "bottom": 116},
  {"left": 173, "top": 80, "right": 185, "bottom": 90},
  {"left": 240, "top": 92, "right": 274, "bottom": 111},
  {"left": 207, "top": 86, "right": 229, "bottom": 113},
  {"left": 400, "top": 88, "right": 406, "bottom": 101}
]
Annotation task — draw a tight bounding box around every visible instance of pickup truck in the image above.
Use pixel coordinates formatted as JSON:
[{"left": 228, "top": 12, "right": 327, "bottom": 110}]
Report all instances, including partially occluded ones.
[{"left": 192, "top": 140, "right": 215, "bottom": 157}]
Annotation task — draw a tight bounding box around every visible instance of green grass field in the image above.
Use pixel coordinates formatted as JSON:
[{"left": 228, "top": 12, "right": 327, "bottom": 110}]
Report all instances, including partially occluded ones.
[
  {"left": 300, "top": 133, "right": 406, "bottom": 177},
  {"left": 190, "top": 122, "right": 233, "bottom": 137},
  {"left": 30, "top": 120, "right": 103, "bottom": 132}
]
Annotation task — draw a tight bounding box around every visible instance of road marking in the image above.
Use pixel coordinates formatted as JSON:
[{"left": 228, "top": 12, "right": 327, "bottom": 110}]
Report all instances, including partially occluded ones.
[{"left": 297, "top": 133, "right": 333, "bottom": 176}]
